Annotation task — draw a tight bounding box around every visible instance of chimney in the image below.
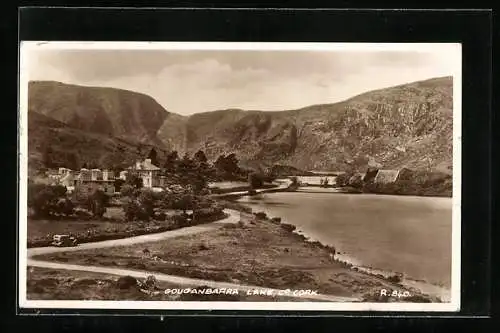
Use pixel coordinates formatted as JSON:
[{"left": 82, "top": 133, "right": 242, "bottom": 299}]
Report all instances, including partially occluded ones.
[{"left": 145, "top": 159, "right": 152, "bottom": 164}]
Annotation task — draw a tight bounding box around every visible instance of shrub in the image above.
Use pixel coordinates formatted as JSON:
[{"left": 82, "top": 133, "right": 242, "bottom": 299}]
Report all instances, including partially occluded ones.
[
  {"left": 122, "top": 197, "right": 142, "bottom": 221},
  {"left": 138, "top": 189, "right": 156, "bottom": 219},
  {"left": 248, "top": 172, "right": 264, "bottom": 189},
  {"left": 254, "top": 211, "right": 267, "bottom": 219},
  {"left": 87, "top": 189, "right": 109, "bottom": 218},
  {"left": 116, "top": 276, "right": 138, "bottom": 289},
  {"left": 387, "top": 273, "right": 403, "bottom": 284},
  {"left": 120, "top": 184, "right": 136, "bottom": 197},
  {"left": 271, "top": 217, "right": 282, "bottom": 223},
  {"left": 55, "top": 198, "right": 75, "bottom": 216},
  {"left": 28, "top": 183, "right": 68, "bottom": 218}
]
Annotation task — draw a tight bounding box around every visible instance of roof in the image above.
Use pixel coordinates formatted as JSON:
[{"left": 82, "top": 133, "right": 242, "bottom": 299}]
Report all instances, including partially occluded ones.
[
  {"left": 60, "top": 173, "right": 75, "bottom": 183},
  {"left": 130, "top": 159, "right": 161, "bottom": 171},
  {"left": 374, "top": 170, "right": 399, "bottom": 184}
]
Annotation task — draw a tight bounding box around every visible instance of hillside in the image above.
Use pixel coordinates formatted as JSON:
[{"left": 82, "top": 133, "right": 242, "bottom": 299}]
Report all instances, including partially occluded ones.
[
  {"left": 27, "top": 111, "right": 168, "bottom": 175},
  {"left": 159, "top": 76, "right": 453, "bottom": 173},
  {"left": 27, "top": 77, "right": 453, "bottom": 174},
  {"left": 28, "top": 81, "right": 172, "bottom": 147}
]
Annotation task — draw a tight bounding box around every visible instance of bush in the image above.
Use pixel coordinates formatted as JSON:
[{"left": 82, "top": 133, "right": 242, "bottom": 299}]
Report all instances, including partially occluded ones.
[
  {"left": 138, "top": 189, "right": 156, "bottom": 219},
  {"left": 254, "top": 211, "right": 267, "bottom": 219},
  {"left": 387, "top": 273, "right": 403, "bottom": 284},
  {"left": 271, "top": 217, "right": 282, "bottom": 223},
  {"left": 116, "top": 276, "right": 138, "bottom": 289},
  {"left": 87, "top": 190, "right": 109, "bottom": 218},
  {"left": 248, "top": 172, "right": 264, "bottom": 189},
  {"left": 28, "top": 183, "right": 68, "bottom": 218},
  {"left": 122, "top": 197, "right": 142, "bottom": 221},
  {"left": 55, "top": 198, "right": 75, "bottom": 216}
]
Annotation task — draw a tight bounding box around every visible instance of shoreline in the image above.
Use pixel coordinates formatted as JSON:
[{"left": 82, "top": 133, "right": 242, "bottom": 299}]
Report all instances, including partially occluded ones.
[
  {"left": 31, "top": 208, "right": 440, "bottom": 303},
  {"left": 228, "top": 198, "right": 450, "bottom": 302}
]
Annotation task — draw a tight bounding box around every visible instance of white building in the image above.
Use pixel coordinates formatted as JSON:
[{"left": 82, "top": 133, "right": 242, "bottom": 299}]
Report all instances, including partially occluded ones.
[{"left": 127, "top": 159, "right": 161, "bottom": 188}]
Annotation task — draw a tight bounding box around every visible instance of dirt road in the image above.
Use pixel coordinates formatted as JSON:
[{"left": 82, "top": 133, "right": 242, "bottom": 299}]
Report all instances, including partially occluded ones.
[{"left": 27, "top": 208, "right": 359, "bottom": 302}]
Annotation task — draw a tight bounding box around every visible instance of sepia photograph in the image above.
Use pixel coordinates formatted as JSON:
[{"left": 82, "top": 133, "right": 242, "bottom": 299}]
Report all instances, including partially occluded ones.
[{"left": 18, "top": 42, "right": 461, "bottom": 312}]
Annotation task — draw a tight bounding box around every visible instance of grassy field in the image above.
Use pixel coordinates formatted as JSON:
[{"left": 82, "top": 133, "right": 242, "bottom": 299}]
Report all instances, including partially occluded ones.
[
  {"left": 33, "top": 214, "right": 438, "bottom": 302},
  {"left": 27, "top": 207, "right": 227, "bottom": 248},
  {"left": 26, "top": 267, "right": 302, "bottom": 301}
]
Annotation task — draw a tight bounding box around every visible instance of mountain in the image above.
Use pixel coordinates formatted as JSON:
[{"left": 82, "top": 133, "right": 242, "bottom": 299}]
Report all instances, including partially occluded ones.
[
  {"left": 28, "top": 81, "right": 172, "bottom": 147},
  {"left": 27, "top": 77, "right": 453, "bottom": 174},
  {"left": 27, "top": 111, "right": 168, "bottom": 175},
  {"left": 159, "top": 76, "right": 453, "bottom": 173}
]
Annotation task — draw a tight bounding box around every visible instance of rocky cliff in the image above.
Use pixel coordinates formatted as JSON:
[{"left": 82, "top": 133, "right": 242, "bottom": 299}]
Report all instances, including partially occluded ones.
[
  {"left": 159, "top": 76, "right": 453, "bottom": 173},
  {"left": 27, "top": 77, "right": 453, "bottom": 173}
]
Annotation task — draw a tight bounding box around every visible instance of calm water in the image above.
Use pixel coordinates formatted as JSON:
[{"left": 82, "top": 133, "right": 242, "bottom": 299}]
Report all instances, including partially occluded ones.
[{"left": 237, "top": 192, "right": 452, "bottom": 287}]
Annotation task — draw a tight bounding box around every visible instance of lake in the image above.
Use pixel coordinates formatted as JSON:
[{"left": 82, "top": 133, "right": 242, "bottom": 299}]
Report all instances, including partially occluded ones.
[{"left": 237, "top": 192, "right": 452, "bottom": 288}]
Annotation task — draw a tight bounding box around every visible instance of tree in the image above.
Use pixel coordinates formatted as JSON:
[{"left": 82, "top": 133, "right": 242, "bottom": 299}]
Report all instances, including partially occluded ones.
[
  {"left": 114, "top": 178, "right": 125, "bottom": 193},
  {"left": 55, "top": 198, "right": 75, "bottom": 216},
  {"left": 172, "top": 193, "right": 196, "bottom": 215},
  {"left": 87, "top": 189, "right": 109, "bottom": 218},
  {"left": 28, "top": 184, "right": 68, "bottom": 218},
  {"left": 125, "top": 173, "right": 143, "bottom": 189},
  {"left": 194, "top": 150, "right": 208, "bottom": 164},
  {"left": 248, "top": 172, "right": 264, "bottom": 189},
  {"left": 164, "top": 151, "right": 179, "bottom": 173},
  {"left": 147, "top": 148, "right": 159, "bottom": 166},
  {"left": 122, "top": 197, "right": 142, "bottom": 221},
  {"left": 214, "top": 153, "right": 241, "bottom": 179},
  {"left": 224, "top": 153, "right": 240, "bottom": 175},
  {"left": 178, "top": 153, "right": 195, "bottom": 172},
  {"left": 138, "top": 189, "right": 155, "bottom": 219}
]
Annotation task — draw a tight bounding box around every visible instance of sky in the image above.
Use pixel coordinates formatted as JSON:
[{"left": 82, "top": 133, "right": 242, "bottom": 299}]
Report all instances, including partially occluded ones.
[{"left": 25, "top": 44, "right": 460, "bottom": 115}]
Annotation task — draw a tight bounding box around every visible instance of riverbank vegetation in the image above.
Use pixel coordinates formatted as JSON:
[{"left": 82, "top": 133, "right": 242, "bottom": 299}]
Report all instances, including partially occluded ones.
[{"left": 335, "top": 168, "right": 452, "bottom": 197}]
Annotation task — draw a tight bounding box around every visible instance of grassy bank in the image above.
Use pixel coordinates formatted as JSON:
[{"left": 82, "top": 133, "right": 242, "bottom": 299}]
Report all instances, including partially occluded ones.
[
  {"left": 33, "top": 212, "right": 439, "bottom": 303},
  {"left": 26, "top": 267, "right": 293, "bottom": 301},
  {"left": 28, "top": 211, "right": 227, "bottom": 248}
]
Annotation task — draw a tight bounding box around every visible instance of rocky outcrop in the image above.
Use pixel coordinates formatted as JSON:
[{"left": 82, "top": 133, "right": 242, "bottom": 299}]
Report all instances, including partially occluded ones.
[{"left": 158, "top": 76, "right": 453, "bottom": 173}]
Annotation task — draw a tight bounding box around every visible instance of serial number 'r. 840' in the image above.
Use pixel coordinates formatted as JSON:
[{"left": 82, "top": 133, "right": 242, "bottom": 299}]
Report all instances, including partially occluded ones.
[{"left": 380, "top": 289, "right": 412, "bottom": 298}]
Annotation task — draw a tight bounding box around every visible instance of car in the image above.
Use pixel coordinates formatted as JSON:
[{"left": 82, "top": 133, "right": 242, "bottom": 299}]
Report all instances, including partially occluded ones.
[{"left": 51, "top": 234, "right": 78, "bottom": 247}]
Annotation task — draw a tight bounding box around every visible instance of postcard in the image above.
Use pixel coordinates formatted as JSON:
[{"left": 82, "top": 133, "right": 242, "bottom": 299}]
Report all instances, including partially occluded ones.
[{"left": 18, "top": 41, "right": 461, "bottom": 312}]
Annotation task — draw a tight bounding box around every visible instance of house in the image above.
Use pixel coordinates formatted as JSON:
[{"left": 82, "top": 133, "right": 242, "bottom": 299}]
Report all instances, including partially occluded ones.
[
  {"left": 373, "top": 170, "right": 400, "bottom": 184},
  {"left": 58, "top": 167, "right": 71, "bottom": 176},
  {"left": 127, "top": 159, "right": 161, "bottom": 188},
  {"left": 103, "top": 170, "right": 114, "bottom": 181},
  {"left": 119, "top": 170, "right": 128, "bottom": 180},
  {"left": 74, "top": 180, "right": 115, "bottom": 196},
  {"left": 59, "top": 172, "right": 76, "bottom": 193},
  {"left": 74, "top": 167, "right": 115, "bottom": 195},
  {"left": 91, "top": 169, "right": 103, "bottom": 181},
  {"left": 373, "top": 168, "right": 414, "bottom": 184}
]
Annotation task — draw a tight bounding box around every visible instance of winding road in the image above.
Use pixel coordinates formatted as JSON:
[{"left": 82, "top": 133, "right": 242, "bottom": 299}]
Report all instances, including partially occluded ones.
[{"left": 27, "top": 195, "right": 360, "bottom": 302}]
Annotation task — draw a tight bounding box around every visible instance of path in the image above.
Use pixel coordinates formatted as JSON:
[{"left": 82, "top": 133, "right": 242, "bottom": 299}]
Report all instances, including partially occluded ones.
[{"left": 27, "top": 208, "right": 359, "bottom": 302}]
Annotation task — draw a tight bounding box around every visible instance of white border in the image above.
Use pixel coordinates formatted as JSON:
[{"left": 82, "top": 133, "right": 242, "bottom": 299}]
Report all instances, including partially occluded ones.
[{"left": 18, "top": 41, "right": 462, "bottom": 312}]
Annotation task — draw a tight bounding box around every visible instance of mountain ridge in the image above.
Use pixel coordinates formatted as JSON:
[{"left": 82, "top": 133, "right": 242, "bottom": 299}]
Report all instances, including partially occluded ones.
[{"left": 27, "top": 76, "right": 453, "bottom": 173}]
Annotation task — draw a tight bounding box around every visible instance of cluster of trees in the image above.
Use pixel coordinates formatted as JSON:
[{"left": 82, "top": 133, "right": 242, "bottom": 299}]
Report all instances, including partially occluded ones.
[
  {"left": 119, "top": 182, "right": 219, "bottom": 222},
  {"left": 28, "top": 182, "right": 110, "bottom": 219},
  {"left": 247, "top": 170, "right": 278, "bottom": 189},
  {"left": 335, "top": 170, "right": 363, "bottom": 188}
]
